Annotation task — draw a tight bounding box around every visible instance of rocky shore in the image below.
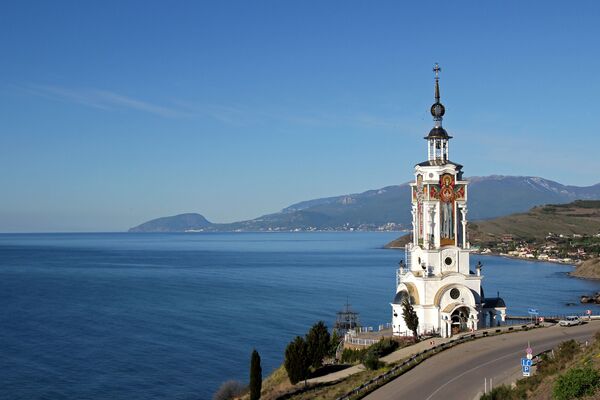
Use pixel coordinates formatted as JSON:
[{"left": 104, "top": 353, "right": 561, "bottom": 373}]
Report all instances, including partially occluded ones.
[
  {"left": 570, "top": 257, "right": 600, "bottom": 280},
  {"left": 580, "top": 292, "right": 600, "bottom": 304}
]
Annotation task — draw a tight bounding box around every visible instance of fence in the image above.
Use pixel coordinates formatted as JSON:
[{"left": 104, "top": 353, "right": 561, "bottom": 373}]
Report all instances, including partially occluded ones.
[{"left": 345, "top": 337, "right": 381, "bottom": 346}]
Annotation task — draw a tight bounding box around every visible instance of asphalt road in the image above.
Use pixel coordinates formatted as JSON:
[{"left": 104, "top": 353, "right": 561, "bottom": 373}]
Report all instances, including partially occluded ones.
[{"left": 364, "top": 321, "right": 600, "bottom": 400}]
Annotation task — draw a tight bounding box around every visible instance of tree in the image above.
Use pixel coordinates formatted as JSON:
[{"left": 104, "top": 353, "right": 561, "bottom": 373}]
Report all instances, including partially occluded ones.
[
  {"left": 249, "top": 349, "right": 262, "bottom": 400},
  {"left": 306, "top": 321, "right": 331, "bottom": 368},
  {"left": 329, "top": 330, "right": 342, "bottom": 358},
  {"left": 284, "top": 336, "right": 310, "bottom": 385},
  {"left": 402, "top": 297, "right": 419, "bottom": 339}
]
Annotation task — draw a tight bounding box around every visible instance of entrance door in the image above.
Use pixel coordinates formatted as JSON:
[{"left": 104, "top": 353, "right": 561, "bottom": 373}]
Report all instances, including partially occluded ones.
[{"left": 451, "top": 307, "right": 470, "bottom": 332}]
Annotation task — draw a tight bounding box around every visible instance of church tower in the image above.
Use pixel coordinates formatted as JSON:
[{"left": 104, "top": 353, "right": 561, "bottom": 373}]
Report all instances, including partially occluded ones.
[{"left": 391, "top": 64, "right": 506, "bottom": 338}]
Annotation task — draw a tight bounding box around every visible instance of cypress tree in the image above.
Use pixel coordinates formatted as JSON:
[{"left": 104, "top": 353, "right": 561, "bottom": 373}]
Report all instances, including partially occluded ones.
[
  {"left": 284, "top": 336, "right": 310, "bottom": 385},
  {"left": 402, "top": 297, "right": 419, "bottom": 339},
  {"left": 306, "top": 321, "right": 330, "bottom": 368},
  {"left": 249, "top": 349, "right": 262, "bottom": 400}
]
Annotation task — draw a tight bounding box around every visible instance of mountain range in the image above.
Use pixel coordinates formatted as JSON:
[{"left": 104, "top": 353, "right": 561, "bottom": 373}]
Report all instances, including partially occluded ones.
[{"left": 128, "top": 175, "right": 600, "bottom": 232}]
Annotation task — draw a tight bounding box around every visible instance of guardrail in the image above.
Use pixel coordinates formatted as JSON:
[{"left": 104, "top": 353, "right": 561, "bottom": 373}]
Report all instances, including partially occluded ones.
[{"left": 334, "top": 324, "right": 543, "bottom": 400}]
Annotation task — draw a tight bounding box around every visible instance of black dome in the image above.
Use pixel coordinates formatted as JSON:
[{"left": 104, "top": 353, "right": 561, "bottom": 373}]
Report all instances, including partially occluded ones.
[{"left": 425, "top": 126, "right": 452, "bottom": 140}]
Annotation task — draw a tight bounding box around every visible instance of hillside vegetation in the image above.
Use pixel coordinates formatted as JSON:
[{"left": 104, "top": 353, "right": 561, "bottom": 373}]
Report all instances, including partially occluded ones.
[
  {"left": 470, "top": 200, "right": 600, "bottom": 243},
  {"left": 387, "top": 200, "right": 600, "bottom": 249},
  {"left": 481, "top": 332, "right": 600, "bottom": 400}
]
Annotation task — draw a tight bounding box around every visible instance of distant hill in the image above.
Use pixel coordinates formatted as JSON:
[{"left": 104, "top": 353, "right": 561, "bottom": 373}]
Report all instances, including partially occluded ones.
[
  {"left": 129, "top": 213, "right": 212, "bottom": 232},
  {"left": 128, "top": 176, "right": 600, "bottom": 232},
  {"left": 469, "top": 200, "right": 600, "bottom": 242}
]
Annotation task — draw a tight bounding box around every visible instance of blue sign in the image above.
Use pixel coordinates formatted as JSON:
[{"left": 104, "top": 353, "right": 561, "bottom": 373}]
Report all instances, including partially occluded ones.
[
  {"left": 528, "top": 308, "right": 539, "bottom": 315},
  {"left": 521, "top": 358, "right": 532, "bottom": 367}
]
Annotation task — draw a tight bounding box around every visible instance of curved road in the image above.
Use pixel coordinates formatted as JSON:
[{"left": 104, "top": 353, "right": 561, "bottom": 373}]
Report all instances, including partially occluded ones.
[{"left": 364, "top": 321, "right": 600, "bottom": 400}]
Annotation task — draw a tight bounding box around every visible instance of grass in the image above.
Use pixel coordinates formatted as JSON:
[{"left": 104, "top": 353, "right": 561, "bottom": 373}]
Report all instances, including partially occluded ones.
[{"left": 480, "top": 331, "right": 600, "bottom": 400}]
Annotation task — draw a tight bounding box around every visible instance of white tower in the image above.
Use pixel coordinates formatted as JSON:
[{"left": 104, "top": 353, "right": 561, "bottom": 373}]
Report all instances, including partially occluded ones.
[{"left": 391, "top": 64, "right": 506, "bottom": 338}]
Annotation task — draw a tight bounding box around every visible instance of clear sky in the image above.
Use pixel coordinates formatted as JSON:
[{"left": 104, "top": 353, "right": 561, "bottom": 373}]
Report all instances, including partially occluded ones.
[{"left": 1, "top": 1, "right": 599, "bottom": 232}]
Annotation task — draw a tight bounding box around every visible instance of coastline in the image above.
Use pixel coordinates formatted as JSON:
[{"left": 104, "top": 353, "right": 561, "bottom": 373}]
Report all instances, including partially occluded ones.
[
  {"left": 475, "top": 252, "right": 576, "bottom": 267},
  {"left": 385, "top": 245, "right": 576, "bottom": 267}
]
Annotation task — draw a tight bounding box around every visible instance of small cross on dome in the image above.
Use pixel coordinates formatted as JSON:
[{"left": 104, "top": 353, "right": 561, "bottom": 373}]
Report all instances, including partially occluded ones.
[{"left": 433, "top": 63, "right": 441, "bottom": 79}]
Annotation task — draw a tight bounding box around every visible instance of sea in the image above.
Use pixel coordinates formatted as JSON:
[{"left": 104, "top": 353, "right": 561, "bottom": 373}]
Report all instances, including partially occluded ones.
[{"left": 1, "top": 232, "right": 599, "bottom": 400}]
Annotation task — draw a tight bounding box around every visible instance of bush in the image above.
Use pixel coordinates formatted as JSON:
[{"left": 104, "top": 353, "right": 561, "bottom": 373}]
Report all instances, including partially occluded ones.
[
  {"left": 369, "top": 338, "right": 399, "bottom": 358},
  {"left": 341, "top": 348, "right": 367, "bottom": 364},
  {"left": 339, "top": 339, "right": 399, "bottom": 365},
  {"left": 284, "top": 336, "right": 310, "bottom": 385},
  {"left": 213, "top": 380, "right": 246, "bottom": 400},
  {"left": 555, "top": 340, "right": 580, "bottom": 363},
  {"left": 553, "top": 365, "right": 600, "bottom": 400},
  {"left": 479, "top": 384, "right": 517, "bottom": 400},
  {"left": 362, "top": 351, "right": 383, "bottom": 370}
]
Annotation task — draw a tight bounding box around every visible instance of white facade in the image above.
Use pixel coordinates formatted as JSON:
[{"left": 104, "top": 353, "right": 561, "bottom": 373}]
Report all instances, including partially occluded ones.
[{"left": 392, "top": 64, "right": 506, "bottom": 338}]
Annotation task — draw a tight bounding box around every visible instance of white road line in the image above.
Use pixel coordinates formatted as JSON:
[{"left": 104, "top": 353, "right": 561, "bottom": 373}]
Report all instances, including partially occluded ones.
[{"left": 424, "top": 349, "right": 522, "bottom": 400}]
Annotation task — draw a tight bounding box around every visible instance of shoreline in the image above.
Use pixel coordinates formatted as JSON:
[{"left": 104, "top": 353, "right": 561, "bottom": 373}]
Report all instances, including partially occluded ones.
[
  {"left": 385, "top": 246, "right": 577, "bottom": 267},
  {"left": 475, "top": 252, "right": 576, "bottom": 267}
]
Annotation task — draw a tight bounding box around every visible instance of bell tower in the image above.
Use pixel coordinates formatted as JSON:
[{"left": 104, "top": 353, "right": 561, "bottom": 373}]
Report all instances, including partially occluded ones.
[{"left": 391, "top": 64, "right": 506, "bottom": 338}]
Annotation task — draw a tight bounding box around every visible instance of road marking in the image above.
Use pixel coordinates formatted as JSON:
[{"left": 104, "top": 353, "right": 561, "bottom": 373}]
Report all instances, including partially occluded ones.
[
  {"left": 424, "top": 349, "right": 522, "bottom": 400},
  {"left": 424, "top": 329, "right": 596, "bottom": 400}
]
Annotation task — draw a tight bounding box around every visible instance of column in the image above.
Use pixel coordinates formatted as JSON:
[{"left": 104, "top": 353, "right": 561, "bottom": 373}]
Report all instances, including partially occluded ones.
[
  {"left": 429, "top": 204, "right": 437, "bottom": 249},
  {"left": 460, "top": 206, "right": 468, "bottom": 248},
  {"left": 423, "top": 203, "right": 430, "bottom": 249},
  {"left": 411, "top": 205, "right": 418, "bottom": 245}
]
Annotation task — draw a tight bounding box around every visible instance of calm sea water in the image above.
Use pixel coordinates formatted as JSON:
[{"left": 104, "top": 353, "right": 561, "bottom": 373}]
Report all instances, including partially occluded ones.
[{"left": 1, "top": 232, "right": 599, "bottom": 400}]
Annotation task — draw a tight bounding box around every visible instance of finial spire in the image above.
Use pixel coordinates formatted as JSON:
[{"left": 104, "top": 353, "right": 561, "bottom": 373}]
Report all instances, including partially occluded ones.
[
  {"left": 433, "top": 63, "right": 441, "bottom": 103},
  {"left": 430, "top": 63, "right": 445, "bottom": 125}
]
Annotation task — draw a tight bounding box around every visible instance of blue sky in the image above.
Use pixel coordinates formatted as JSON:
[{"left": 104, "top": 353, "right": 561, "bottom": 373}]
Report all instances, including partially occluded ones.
[{"left": 1, "top": 1, "right": 599, "bottom": 232}]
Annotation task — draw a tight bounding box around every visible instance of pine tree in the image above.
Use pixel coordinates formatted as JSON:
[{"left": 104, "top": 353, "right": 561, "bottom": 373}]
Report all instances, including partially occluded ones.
[
  {"left": 402, "top": 297, "right": 419, "bottom": 338},
  {"left": 249, "top": 349, "right": 262, "bottom": 400},
  {"left": 329, "top": 330, "right": 342, "bottom": 358},
  {"left": 284, "top": 336, "right": 310, "bottom": 385},
  {"left": 306, "top": 321, "right": 330, "bottom": 368}
]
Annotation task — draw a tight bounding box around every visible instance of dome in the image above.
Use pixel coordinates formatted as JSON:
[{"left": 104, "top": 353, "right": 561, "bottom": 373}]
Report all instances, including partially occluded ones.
[{"left": 425, "top": 126, "right": 452, "bottom": 140}]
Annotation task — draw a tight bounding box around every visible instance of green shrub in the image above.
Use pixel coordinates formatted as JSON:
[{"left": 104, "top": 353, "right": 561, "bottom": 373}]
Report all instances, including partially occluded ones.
[
  {"left": 341, "top": 348, "right": 367, "bottom": 364},
  {"left": 362, "top": 351, "right": 383, "bottom": 371},
  {"left": 555, "top": 340, "right": 580, "bottom": 363},
  {"left": 553, "top": 365, "right": 600, "bottom": 400},
  {"left": 368, "top": 338, "right": 399, "bottom": 358},
  {"left": 284, "top": 336, "right": 310, "bottom": 385},
  {"left": 479, "top": 384, "right": 517, "bottom": 400}
]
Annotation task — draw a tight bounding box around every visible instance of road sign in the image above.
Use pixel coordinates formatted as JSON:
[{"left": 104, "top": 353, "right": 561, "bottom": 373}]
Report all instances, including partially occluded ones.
[
  {"left": 539, "top": 317, "right": 545, "bottom": 323},
  {"left": 521, "top": 358, "right": 532, "bottom": 367},
  {"left": 587, "top": 309, "right": 592, "bottom": 315},
  {"left": 528, "top": 308, "right": 539, "bottom": 315},
  {"left": 526, "top": 346, "right": 532, "bottom": 354},
  {"left": 522, "top": 365, "right": 531, "bottom": 377}
]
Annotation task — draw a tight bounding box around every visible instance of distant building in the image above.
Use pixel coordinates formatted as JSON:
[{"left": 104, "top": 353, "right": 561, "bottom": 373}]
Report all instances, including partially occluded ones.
[{"left": 391, "top": 65, "right": 506, "bottom": 338}]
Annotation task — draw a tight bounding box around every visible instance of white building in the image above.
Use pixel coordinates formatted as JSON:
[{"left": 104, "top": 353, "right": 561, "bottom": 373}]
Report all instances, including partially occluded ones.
[{"left": 392, "top": 64, "right": 506, "bottom": 338}]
